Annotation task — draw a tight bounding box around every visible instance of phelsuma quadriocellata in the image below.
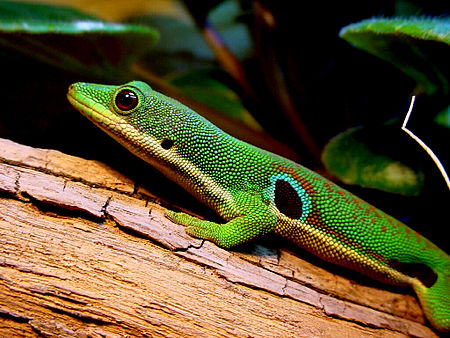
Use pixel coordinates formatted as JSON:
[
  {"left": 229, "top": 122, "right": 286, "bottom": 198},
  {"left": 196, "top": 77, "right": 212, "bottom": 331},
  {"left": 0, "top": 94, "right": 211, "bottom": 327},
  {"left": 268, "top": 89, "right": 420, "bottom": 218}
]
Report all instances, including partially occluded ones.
[{"left": 67, "top": 80, "right": 449, "bottom": 332}]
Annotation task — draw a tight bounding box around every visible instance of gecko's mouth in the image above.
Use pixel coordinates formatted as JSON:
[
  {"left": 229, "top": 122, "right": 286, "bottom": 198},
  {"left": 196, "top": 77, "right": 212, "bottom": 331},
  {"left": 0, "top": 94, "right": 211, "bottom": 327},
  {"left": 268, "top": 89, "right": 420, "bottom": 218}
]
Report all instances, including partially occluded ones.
[
  {"left": 67, "top": 83, "right": 119, "bottom": 129},
  {"left": 68, "top": 84, "right": 101, "bottom": 121}
]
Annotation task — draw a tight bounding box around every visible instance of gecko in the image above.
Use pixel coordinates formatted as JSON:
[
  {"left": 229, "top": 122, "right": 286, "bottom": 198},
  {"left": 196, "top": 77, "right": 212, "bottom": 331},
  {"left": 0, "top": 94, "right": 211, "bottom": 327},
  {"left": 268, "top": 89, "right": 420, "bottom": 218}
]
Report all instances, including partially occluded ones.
[{"left": 67, "top": 80, "right": 449, "bottom": 332}]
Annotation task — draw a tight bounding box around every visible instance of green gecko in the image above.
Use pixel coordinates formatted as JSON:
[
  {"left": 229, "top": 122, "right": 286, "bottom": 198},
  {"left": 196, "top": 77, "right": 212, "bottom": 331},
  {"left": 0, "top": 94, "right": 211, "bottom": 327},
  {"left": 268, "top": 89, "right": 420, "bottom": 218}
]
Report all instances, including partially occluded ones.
[{"left": 67, "top": 80, "right": 449, "bottom": 332}]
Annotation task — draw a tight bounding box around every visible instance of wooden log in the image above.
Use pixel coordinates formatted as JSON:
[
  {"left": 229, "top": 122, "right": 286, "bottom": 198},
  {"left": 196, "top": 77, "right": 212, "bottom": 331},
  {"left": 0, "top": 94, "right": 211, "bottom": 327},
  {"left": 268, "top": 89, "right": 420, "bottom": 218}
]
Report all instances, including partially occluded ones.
[{"left": 0, "top": 138, "right": 437, "bottom": 337}]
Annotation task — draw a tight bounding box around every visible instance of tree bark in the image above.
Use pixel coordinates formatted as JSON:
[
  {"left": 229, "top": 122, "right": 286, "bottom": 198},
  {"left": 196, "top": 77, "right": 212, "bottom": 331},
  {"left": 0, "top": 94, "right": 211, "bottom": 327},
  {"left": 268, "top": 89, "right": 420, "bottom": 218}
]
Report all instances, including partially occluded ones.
[{"left": 0, "top": 138, "right": 437, "bottom": 337}]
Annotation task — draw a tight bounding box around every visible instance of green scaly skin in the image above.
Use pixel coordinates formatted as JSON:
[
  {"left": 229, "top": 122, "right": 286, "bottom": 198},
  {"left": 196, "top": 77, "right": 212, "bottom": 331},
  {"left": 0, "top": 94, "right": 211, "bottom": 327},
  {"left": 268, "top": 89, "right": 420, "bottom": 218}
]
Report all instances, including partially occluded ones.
[{"left": 67, "top": 81, "right": 449, "bottom": 332}]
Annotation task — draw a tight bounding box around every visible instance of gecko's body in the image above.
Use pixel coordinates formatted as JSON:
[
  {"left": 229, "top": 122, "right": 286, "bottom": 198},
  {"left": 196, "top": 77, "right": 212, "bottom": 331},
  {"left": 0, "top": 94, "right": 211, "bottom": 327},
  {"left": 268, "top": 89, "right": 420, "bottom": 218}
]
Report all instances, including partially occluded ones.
[{"left": 67, "top": 81, "right": 449, "bottom": 332}]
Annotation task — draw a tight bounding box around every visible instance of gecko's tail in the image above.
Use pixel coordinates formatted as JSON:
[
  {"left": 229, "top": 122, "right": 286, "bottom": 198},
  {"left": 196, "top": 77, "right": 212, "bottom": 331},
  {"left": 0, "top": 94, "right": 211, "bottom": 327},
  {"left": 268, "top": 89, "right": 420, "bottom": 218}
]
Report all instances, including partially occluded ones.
[{"left": 412, "top": 262, "right": 450, "bottom": 333}]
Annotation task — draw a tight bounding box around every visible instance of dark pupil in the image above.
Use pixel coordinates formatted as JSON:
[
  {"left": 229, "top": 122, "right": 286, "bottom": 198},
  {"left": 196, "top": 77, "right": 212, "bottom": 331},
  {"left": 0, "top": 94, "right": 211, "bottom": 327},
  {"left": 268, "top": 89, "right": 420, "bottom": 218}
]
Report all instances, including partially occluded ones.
[{"left": 116, "top": 90, "right": 138, "bottom": 111}]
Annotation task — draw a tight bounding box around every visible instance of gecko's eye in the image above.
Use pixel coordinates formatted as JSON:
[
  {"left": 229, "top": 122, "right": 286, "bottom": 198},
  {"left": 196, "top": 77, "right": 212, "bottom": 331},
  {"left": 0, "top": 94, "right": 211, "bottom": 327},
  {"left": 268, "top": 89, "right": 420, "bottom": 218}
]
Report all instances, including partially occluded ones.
[{"left": 115, "top": 90, "right": 138, "bottom": 111}]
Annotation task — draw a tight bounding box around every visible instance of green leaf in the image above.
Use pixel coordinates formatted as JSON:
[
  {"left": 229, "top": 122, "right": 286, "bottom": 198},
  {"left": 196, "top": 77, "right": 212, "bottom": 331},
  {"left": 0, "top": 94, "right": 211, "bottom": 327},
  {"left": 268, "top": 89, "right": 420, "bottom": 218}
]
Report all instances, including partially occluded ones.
[
  {"left": 434, "top": 105, "right": 450, "bottom": 128},
  {"left": 168, "top": 69, "right": 262, "bottom": 130},
  {"left": 126, "top": 0, "right": 251, "bottom": 73},
  {"left": 322, "top": 126, "right": 424, "bottom": 196},
  {"left": 0, "top": 1, "right": 158, "bottom": 80},
  {"left": 340, "top": 17, "right": 450, "bottom": 95}
]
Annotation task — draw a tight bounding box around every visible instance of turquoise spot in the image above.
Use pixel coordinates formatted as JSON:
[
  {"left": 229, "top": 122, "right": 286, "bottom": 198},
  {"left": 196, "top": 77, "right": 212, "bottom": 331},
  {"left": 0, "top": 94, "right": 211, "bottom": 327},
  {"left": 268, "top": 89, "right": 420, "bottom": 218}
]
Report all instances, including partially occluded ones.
[{"left": 267, "top": 173, "right": 311, "bottom": 222}]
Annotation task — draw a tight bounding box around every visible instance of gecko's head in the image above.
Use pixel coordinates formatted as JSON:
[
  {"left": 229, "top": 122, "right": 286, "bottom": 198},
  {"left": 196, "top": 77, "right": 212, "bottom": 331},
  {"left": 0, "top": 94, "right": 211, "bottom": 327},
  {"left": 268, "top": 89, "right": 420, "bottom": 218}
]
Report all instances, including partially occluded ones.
[
  {"left": 67, "top": 81, "right": 152, "bottom": 126},
  {"left": 67, "top": 80, "right": 214, "bottom": 142},
  {"left": 67, "top": 80, "right": 218, "bottom": 169},
  {"left": 67, "top": 80, "right": 187, "bottom": 158}
]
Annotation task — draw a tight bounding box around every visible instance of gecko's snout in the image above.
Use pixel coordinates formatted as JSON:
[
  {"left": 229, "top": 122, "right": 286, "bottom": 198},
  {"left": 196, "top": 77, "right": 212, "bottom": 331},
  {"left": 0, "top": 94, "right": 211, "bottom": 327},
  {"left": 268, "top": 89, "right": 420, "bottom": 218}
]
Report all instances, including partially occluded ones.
[{"left": 68, "top": 82, "right": 88, "bottom": 93}]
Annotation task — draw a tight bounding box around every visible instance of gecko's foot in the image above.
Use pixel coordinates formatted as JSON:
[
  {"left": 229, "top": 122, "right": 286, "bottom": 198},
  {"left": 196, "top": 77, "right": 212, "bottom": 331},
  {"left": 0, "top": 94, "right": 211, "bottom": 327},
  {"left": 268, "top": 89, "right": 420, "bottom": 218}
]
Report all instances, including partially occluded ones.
[
  {"left": 164, "top": 209, "right": 183, "bottom": 224},
  {"left": 164, "top": 209, "right": 218, "bottom": 240},
  {"left": 165, "top": 204, "right": 277, "bottom": 249}
]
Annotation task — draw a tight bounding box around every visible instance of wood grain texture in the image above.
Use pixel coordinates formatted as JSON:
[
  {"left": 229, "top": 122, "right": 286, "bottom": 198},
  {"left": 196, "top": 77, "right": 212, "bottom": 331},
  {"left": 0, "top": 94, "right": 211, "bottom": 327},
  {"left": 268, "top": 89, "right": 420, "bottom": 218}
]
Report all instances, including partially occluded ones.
[{"left": 0, "top": 138, "right": 437, "bottom": 337}]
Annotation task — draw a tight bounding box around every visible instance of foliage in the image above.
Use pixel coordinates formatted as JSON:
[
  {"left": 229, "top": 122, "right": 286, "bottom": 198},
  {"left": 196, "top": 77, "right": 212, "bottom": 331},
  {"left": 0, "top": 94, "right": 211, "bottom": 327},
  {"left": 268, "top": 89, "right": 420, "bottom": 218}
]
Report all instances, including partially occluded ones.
[
  {"left": 340, "top": 17, "right": 450, "bottom": 95},
  {"left": 0, "top": 1, "right": 158, "bottom": 81},
  {"left": 324, "top": 16, "right": 449, "bottom": 195}
]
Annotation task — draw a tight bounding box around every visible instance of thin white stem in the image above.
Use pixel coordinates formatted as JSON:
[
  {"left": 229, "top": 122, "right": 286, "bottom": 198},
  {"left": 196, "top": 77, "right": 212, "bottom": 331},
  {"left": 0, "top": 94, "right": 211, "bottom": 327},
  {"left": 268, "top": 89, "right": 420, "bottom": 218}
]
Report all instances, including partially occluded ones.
[{"left": 402, "top": 96, "right": 450, "bottom": 190}]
